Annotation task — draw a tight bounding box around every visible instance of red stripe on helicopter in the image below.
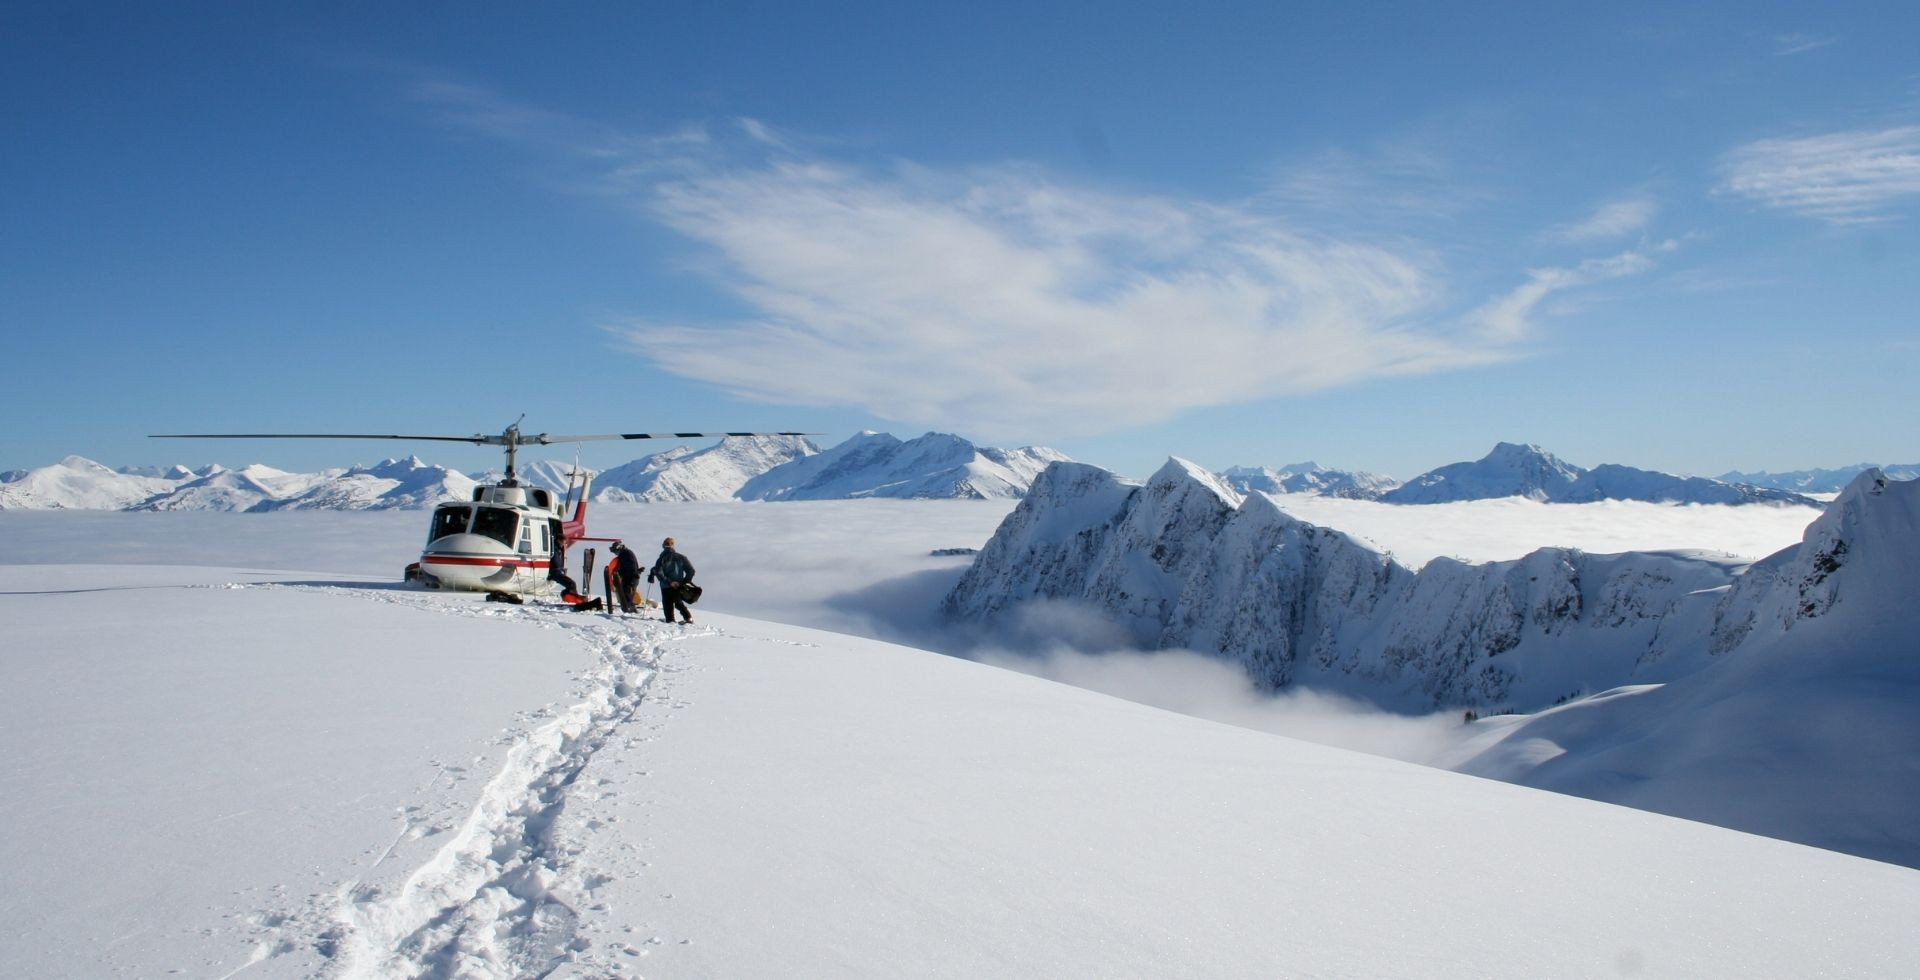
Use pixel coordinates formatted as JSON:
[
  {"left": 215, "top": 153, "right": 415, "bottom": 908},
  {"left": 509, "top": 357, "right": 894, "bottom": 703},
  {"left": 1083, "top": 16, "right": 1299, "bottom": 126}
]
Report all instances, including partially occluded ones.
[{"left": 421, "top": 555, "right": 547, "bottom": 569}]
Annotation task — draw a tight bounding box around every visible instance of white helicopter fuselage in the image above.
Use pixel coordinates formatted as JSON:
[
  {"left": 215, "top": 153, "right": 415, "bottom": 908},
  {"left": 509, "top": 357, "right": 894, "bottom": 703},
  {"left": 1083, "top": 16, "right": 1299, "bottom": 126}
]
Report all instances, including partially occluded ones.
[{"left": 411, "top": 480, "right": 587, "bottom": 593}]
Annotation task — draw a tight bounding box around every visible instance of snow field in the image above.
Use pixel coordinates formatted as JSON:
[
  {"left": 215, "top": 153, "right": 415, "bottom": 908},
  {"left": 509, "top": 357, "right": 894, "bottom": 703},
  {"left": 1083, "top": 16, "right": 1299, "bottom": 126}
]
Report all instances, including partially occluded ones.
[
  {"left": 5, "top": 503, "right": 1916, "bottom": 976},
  {"left": 543, "top": 611, "right": 1920, "bottom": 979},
  {"left": 326, "top": 597, "right": 668, "bottom": 978}
]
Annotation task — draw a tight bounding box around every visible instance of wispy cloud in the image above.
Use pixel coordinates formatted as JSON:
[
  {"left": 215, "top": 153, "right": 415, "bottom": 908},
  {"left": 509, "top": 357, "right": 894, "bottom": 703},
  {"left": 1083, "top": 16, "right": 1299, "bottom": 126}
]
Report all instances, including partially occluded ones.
[
  {"left": 1773, "top": 33, "right": 1839, "bottom": 56},
  {"left": 616, "top": 152, "right": 1525, "bottom": 439},
  {"left": 1469, "top": 249, "right": 1660, "bottom": 342},
  {"left": 1261, "top": 133, "right": 1493, "bottom": 226},
  {"left": 1543, "top": 194, "right": 1658, "bottom": 244},
  {"left": 398, "top": 75, "right": 1642, "bottom": 439},
  {"left": 1719, "top": 125, "right": 1920, "bottom": 223}
]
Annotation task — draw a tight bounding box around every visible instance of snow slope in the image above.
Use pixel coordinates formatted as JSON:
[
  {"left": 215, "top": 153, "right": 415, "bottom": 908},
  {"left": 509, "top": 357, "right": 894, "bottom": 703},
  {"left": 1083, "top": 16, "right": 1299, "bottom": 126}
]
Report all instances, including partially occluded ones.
[
  {"left": 2, "top": 561, "right": 1916, "bottom": 978},
  {"left": 1452, "top": 469, "right": 1920, "bottom": 867}
]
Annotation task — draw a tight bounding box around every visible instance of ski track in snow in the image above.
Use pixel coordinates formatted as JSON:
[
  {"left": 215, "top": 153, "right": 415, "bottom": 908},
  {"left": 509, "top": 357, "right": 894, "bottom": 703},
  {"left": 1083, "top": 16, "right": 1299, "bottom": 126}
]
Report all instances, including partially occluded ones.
[{"left": 223, "top": 583, "right": 715, "bottom": 979}]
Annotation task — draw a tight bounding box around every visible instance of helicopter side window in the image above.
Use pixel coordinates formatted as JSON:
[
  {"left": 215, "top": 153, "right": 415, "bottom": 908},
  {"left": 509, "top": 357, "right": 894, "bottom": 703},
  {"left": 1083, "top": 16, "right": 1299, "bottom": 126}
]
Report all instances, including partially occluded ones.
[
  {"left": 517, "top": 519, "right": 534, "bottom": 555},
  {"left": 472, "top": 507, "right": 519, "bottom": 548},
  {"left": 429, "top": 505, "right": 471, "bottom": 543}
]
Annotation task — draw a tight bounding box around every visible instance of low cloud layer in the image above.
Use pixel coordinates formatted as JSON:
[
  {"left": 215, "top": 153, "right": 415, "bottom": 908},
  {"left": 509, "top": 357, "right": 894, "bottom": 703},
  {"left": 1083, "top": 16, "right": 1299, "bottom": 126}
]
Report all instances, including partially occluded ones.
[{"left": 978, "top": 645, "right": 1468, "bottom": 766}]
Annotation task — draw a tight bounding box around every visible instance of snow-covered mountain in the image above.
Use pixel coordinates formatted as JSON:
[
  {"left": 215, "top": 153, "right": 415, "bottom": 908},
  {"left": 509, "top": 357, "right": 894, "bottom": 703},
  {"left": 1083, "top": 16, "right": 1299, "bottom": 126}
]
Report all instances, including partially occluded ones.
[
  {"left": 1218, "top": 461, "right": 1400, "bottom": 499},
  {"left": 249, "top": 457, "right": 478, "bottom": 511},
  {"left": 1382, "top": 442, "right": 1583, "bottom": 503},
  {"left": 133, "top": 463, "right": 335, "bottom": 512},
  {"left": 737, "top": 431, "right": 1069, "bottom": 501},
  {"left": 0, "top": 456, "right": 179, "bottom": 510},
  {"left": 946, "top": 459, "right": 1745, "bottom": 711},
  {"left": 596, "top": 434, "right": 820, "bottom": 502},
  {"left": 0, "top": 455, "right": 475, "bottom": 512},
  {"left": 1453, "top": 469, "right": 1920, "bottom": 867},
  {"left": 945, "top": 460, "right": 1920, "bottom": 864},
  {"left": 0, "top": 432, "right": 1054, "bottom": 510},
  {"left": 1384, "top": 442, "right": 1817, "bottom": 505},
  {"left": 474, "top": 459, "right": 596, "bottom": 497},
  {"left": 1720, "top": 461, "right": 1920, "bottom": 493}
]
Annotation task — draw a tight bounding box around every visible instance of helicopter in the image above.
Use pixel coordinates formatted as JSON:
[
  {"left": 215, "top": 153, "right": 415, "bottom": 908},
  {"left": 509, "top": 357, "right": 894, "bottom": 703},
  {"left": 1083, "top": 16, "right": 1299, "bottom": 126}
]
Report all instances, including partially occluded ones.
[{"left": 150, "top": 420, "right": 809, "bottom": 595}]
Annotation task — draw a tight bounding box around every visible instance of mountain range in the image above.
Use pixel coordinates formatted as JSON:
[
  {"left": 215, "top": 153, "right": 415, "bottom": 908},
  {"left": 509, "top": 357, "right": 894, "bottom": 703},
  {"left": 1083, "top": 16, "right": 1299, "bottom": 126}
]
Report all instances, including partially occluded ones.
[
  {"left": 944, "top": 459, "right": 1920, "bottom": 866},
  {"left": 1376, "top": 442, "right": 1818, "bottom": 505},
  {"left": 0, "top": 433, "right": 1064, "bottom": 511},
  {"left": 1719, "top": 461, "right": 1920, "bottom": 493},
  {"left": 1216, "top": 462, "right": 1400, "bottom": 499},
  {"left": 0, "top": 438, "right": 1875, "bottom": 511}
]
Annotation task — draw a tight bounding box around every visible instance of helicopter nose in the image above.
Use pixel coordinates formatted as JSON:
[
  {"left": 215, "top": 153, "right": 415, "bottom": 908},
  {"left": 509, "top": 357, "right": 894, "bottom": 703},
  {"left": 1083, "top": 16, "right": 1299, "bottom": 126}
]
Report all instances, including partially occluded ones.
[{"left": 419, "top": 533, "right": 529, "bottom": 590}]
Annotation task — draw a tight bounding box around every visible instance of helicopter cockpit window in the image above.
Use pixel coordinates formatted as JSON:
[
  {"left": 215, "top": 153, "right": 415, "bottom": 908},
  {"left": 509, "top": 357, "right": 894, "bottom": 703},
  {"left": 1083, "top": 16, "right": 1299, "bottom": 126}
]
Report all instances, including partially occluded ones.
[
  {"left": 472, "top": 507, "right": 519, "bottom": 548},
  {"left": 429, "top": 505, "right": 471, "bottom": 543}
]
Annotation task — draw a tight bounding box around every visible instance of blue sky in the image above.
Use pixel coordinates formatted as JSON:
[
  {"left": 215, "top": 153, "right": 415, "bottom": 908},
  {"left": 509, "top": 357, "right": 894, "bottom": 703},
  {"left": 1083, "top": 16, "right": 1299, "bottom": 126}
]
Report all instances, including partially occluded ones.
[{"left": 4, "top": 1, "right": 1917, "bottom": 481}]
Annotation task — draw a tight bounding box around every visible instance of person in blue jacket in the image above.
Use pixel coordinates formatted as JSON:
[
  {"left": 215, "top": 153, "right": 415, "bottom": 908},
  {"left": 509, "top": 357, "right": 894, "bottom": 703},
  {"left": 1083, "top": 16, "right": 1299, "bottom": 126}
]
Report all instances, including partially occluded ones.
[{"left": 649, "top": 537, "right": 696, "bottom": 624}]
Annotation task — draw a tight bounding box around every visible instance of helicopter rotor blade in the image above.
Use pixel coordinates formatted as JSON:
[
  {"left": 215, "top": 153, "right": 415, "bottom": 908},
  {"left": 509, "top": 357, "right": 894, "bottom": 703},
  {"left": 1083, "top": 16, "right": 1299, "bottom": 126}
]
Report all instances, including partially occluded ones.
[
  {"left": 150, "top": 433, "right": 494, "bottom": 443},
  {"left": 534, "top": 431, "right": 813, "bottom": 444}
]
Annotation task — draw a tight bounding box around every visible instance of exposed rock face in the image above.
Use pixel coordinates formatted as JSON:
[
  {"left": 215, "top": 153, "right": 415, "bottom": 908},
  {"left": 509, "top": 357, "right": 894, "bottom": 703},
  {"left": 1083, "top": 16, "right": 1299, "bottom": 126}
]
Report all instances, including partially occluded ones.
[{"left": 946, "top": 458, "right": 1755, "bottom": 711}]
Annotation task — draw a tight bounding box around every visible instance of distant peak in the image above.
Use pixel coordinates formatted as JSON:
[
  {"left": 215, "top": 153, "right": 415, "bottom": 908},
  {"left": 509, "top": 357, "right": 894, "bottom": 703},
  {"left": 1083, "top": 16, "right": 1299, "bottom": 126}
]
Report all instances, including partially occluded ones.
[
  {"left": 1487, "top": 442, "right": 1551, "bottom": 459},
  {"left": 58, "top": 455, "right": 112, "bottom": 472}
]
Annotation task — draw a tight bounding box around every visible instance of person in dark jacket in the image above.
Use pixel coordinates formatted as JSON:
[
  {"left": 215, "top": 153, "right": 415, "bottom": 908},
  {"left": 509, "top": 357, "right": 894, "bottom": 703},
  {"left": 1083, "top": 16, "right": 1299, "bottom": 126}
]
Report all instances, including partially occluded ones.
[
  {"left": 548, "top": 521, "right": 579, "bottom": 596},
  {"left": 609, "top": 540, "right": 641, "bottom": 614},
  {"left": 649, "top": 536, "right": 696, "bottom": 624}
]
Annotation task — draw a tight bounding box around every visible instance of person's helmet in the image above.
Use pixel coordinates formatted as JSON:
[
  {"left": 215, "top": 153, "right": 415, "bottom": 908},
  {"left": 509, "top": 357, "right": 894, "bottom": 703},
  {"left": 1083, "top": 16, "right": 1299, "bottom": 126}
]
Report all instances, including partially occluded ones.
[
  {"left": 663, "top": 537, "right": 675, "bottom": 547},
  {"left": 610, "top": 540, "right": 623, "bottom": 550}
]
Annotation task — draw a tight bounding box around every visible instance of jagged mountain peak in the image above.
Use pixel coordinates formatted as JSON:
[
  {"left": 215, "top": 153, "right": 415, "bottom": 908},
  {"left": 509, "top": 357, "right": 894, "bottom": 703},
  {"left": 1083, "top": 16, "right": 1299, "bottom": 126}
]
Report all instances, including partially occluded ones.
[{"left": 1150, "top": 457, "right": 1244, "bottom": 507}]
